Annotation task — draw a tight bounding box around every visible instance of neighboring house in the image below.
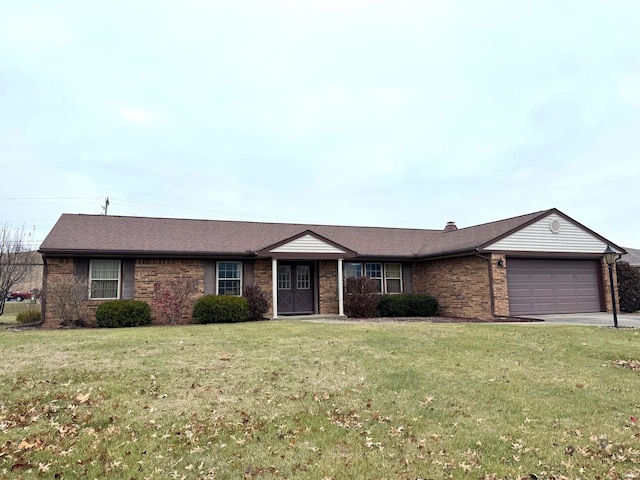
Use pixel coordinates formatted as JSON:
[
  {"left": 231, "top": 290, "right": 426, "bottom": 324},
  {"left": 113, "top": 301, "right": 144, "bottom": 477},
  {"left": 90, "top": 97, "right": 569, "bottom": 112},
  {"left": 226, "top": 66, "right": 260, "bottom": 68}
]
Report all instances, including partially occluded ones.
[
  {"left": 5, "top": 251, "right": 44, "bottom": 296},
  {"left": 622, "top": 247, "right": 640, "bottom": 269},
  {"left": 38, "top": 208, "right": 626, "bottom": 328}
]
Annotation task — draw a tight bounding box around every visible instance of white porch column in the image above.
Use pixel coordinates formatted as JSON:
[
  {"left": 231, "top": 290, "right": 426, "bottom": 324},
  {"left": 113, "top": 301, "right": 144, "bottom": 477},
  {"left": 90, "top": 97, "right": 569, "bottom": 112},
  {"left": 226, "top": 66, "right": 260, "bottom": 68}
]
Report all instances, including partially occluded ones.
[
  {"left": 272, "top": 258, "right": 278, "bottom": 319},
  {"left": 337, "top": 258, "right": 345, "bottom": 316}
]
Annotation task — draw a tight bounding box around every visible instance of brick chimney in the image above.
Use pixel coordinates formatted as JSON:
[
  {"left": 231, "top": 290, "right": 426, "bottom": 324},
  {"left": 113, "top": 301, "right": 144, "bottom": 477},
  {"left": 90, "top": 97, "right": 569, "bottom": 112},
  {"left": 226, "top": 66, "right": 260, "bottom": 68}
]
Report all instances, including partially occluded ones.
[{"left": 444, "top": 221, "right": 457, "bottom": 232}]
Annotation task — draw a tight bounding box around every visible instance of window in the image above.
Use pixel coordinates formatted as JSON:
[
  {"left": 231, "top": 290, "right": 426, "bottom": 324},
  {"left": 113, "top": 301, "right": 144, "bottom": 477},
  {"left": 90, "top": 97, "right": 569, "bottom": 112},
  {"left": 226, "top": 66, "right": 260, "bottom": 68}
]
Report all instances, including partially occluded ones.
[
  {"left": 365, "top": 263, "right": 383, "bottom": 292},
  {"left": 90, "top": 260, "right": 121, "bottom": 299},
  {"left": 384, "top": 263, "right": 402, "bottom": 294},
  {"left": 297, "top": 265, "right": 310, "bottom": 289},
  {"left": 217, "top": 261, "right": 242, "bottom": 295},
  {"left": 344, "top": 263, "right": 362, "bottom": 279},
  {"left": 278, "top": 265, "right": 291, "bottom": 290},
  {"left": 343, "top": 262, "right": 402, "bottom": 294}
]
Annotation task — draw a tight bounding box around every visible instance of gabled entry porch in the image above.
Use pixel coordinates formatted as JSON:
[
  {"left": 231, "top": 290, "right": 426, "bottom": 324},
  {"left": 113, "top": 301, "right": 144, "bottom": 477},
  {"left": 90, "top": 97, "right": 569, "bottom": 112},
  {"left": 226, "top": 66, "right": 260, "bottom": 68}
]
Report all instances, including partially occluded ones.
[
  {"left": 276, "top": 261, "right": 316, "bottom": 315},
  {"left": 257, "top": 230, "right": 356, "bottom": 319},
  {"left": 270, "top": 258, "right": 346, "bottom": 318}
]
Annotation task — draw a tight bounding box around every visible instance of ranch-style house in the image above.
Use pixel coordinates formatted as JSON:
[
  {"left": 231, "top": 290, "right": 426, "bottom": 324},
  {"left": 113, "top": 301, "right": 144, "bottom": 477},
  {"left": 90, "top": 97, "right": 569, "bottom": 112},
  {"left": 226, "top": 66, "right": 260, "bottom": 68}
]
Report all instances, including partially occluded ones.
[{"left": 37, "top": 208, "right": 626, "bottom": 328}]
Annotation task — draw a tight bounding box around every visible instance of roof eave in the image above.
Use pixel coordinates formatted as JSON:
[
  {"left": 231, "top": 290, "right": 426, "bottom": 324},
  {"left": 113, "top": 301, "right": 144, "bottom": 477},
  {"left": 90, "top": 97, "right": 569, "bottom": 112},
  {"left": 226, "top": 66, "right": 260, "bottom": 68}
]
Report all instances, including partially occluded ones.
[{"left": 39, "top": 248, "right": 258, "bottom": 259}]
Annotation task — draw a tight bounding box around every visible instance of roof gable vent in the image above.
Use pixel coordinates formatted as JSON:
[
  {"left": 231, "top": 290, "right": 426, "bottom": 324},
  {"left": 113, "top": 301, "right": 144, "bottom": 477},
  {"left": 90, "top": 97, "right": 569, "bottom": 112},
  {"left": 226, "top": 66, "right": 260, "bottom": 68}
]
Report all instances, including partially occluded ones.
[{"left": 444, "top": 221, "right": 457, "bottom": 232}]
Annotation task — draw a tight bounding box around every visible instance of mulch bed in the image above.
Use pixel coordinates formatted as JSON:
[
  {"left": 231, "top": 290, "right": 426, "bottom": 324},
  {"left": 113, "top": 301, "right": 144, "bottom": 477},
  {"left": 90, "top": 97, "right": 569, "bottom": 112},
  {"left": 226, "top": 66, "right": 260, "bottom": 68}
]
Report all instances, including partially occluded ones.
[{"left": 334, "top": 316, "right": 542, "bottom": 323}]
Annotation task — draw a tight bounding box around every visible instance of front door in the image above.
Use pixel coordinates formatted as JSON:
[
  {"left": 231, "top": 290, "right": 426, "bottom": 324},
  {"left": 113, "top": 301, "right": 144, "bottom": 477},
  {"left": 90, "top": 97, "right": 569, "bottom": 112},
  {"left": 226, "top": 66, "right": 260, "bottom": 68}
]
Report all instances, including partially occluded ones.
[{"left": 277, "top": 262, "right": 315, "bottom": 315}]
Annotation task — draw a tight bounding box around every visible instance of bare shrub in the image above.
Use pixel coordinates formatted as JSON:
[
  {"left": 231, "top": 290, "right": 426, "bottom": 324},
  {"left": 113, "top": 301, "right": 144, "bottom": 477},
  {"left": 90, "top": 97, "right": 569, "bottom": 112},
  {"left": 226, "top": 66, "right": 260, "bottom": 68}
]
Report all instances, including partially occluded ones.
[
  {"left": 243, "top": 284, "right": 270, "bottom": 320},
  {"left": 44, "top": 276, "right": 91, "bottom": 327},
  {"left": 344, "top": 277, "right": 380, "bottom": 318},
  {"left": 152, "top": 279, "right": 197, "bottom": 325}
]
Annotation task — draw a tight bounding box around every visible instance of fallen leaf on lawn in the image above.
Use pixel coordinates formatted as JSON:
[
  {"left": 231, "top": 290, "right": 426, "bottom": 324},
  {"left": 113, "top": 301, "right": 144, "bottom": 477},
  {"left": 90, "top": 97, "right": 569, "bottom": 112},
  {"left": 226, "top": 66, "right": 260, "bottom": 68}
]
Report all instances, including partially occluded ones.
[{"left": 75, "top": 392, "right": 91, "bottom": 403}]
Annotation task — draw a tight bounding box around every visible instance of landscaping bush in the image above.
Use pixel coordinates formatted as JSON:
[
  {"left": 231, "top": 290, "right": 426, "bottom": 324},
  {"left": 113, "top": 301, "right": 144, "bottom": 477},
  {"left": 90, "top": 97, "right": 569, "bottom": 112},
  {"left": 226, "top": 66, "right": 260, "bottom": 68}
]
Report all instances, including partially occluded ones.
[
  {"left": 344, "top": 277, "right": 380, "bottom": 318},
  {"left": 378, "top": 293, "right": 439, "bottom": 317},
  {"left": 192, "top": 295, "right": 249, "bottom": 324},
  {"left": 243, "top": 285, "right": 270, "bottom": 321},
  {"left": 617, "top": 261, "right": 640, "bottom": 313},
  {"left": 95, "top": 300, "right": 152, "bottom": 328},
  {"left": 16, "top": 307, "right": 41, "bottom": 324}
]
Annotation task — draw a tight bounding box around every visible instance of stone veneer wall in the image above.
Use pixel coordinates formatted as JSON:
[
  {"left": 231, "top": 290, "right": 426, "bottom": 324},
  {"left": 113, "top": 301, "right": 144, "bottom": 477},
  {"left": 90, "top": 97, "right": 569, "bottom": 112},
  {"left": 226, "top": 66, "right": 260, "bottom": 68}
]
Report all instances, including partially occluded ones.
[
  {"left": 134, "top": 259, "right": 205, "bottom": 325},
  {"left": 318, "top": 260, "right": 339, "bottom": 315},
  {"left": 412, "top": 255, "right": 494, "bottom": 320}
]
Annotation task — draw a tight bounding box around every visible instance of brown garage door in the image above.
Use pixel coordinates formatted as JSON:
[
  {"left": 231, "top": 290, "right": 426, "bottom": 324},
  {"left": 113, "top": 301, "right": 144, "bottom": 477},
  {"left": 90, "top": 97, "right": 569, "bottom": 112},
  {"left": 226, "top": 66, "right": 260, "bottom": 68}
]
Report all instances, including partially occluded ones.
[{"left": 507, "top": 258, "right": 602, "bottom": 315}]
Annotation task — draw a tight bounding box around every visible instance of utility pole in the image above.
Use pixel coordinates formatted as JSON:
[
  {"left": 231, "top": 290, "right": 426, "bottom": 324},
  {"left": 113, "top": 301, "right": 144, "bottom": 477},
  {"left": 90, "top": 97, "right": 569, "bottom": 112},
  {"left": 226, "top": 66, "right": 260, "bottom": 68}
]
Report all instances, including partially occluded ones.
[{"left": 102, "top": 197, "right": 110, "bottom": 215}]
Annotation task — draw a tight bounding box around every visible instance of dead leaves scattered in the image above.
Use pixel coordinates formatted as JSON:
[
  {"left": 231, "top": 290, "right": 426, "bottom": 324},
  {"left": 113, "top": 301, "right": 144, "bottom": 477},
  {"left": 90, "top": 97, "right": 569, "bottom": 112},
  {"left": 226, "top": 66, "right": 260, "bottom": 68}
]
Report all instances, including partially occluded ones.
[{"left": 614, "top": 359, "right": 640, "bottom": 373}]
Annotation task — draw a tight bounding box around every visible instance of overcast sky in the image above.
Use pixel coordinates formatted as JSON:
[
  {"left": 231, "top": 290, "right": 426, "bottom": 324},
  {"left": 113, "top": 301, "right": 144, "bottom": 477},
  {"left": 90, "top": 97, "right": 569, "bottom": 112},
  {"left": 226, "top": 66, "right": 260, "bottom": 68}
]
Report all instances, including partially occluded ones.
[{"left": 1, "top": 0, "right": 639, "bottom": 250}]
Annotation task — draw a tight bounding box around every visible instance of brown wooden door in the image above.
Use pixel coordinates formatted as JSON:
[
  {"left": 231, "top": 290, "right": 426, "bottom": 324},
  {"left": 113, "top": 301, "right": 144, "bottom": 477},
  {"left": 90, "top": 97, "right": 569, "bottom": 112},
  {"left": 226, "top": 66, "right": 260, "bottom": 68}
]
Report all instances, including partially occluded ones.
[{"left": 277, "top": 262, "right": 315, "bottom": 315}]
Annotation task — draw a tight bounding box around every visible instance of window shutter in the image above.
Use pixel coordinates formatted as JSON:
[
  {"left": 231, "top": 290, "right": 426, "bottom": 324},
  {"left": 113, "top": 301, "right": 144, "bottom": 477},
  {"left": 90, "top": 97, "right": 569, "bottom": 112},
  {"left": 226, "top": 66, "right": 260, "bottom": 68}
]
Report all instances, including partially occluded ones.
[
  {"left": 121, "top": 260, "right": 135, "bottom": 299},
  {"left": 204, "top": 260, "right": 215, "bottom": 295},
  {"left": 74, "top": 258, "right": 89, "bottom": 281}
]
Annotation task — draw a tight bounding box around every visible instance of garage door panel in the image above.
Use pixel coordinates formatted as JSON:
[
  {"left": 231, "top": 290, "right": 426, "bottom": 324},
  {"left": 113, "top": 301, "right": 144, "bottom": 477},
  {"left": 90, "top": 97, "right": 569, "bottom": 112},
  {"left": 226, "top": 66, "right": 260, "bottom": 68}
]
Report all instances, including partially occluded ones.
[
  {"left": 575, "top": 275, "right": 597, "bottom": 284},
  {"left": 531, "top": 274, "right": 554, "bottom": 283},
  {"left": 577, "top": 287, "right": 598, "bottom": 296},
  {"left": 555, "top": 288, "right": 577, "bottom": 296},
  {"left": 554, "top": 274, "right": 576, "bottom": 283},
  {"left": 507, "top": 259, "right": 602, "bottom": 315},
  {"left": 531, "top": 288, "right": 554, "bottom": 298},
  {"left": 533, "top": 302, "right": 556, "bottom": 313}
]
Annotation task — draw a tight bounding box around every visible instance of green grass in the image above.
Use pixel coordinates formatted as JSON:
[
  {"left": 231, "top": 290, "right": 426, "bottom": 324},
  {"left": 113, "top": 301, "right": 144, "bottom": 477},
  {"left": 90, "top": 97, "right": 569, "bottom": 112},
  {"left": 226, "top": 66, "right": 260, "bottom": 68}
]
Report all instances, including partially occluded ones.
[
  {"left": 0, "top": 302, "right": 39, "bottom": 325},
  {"left": 0, "top": 321, "right": 639, "bottom": 479}
]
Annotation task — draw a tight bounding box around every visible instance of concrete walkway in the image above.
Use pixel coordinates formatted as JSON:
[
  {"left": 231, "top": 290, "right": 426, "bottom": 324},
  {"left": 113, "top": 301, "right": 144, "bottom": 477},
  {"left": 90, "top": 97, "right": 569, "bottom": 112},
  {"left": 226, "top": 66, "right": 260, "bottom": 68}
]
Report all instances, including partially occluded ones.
[{"left": 522, "top": 312, "right": 640, "bottom": 328}]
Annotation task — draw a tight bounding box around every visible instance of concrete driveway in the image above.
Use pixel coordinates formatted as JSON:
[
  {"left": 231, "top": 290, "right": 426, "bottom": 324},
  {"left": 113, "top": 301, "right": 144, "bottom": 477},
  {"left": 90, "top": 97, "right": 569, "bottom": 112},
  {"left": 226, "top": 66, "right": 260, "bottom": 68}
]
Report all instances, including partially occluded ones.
[{"left": 523, "top": 312, "right": 640, "bottom": 328}]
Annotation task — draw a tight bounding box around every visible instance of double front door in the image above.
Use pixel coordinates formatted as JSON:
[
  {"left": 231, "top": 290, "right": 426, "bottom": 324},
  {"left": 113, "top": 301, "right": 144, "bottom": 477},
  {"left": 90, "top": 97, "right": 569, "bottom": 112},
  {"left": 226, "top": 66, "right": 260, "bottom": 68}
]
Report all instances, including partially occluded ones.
[{"left": 277, "top": 262, "right": 315, "bottom": 315}]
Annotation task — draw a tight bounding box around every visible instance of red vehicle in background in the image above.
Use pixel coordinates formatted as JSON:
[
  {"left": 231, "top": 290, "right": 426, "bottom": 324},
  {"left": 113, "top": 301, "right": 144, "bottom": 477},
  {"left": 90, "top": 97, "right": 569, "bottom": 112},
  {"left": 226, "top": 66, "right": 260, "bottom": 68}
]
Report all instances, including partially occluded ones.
[{"left": 5, "top": 289, "right": 39, "bottom": 302}]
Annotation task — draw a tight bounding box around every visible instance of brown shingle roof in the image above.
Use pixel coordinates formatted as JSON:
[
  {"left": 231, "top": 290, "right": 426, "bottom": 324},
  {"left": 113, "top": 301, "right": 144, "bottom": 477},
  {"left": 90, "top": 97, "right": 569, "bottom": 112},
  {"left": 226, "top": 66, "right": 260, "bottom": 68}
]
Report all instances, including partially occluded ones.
[
  {"left": 622, "top": 247, "right": 640, "bottom": 267},
  {"left": 39, "top": 210, "right": 556, "bottom": 259}
]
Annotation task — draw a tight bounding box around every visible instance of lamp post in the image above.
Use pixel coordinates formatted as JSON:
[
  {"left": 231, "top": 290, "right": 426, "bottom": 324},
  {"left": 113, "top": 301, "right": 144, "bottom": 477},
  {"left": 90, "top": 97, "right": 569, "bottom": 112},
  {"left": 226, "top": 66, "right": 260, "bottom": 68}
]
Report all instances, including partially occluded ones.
[{"left": 603, "top": 245, "right": 621, "bottom": 329}]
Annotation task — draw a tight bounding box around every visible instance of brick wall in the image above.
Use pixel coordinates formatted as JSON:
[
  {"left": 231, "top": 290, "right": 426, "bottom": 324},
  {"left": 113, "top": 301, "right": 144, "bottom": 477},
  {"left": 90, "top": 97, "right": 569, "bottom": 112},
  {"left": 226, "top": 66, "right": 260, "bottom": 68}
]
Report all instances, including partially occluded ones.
[
  {"left": 134, "top": 259, "right": 205, "bottom": 324},
  {"left": 318, "top": 260, "right": 339, "bottom": 315},
  {"left": 42, "top": 257, "right": 207, "bottom": 328},
  {"left": 41, "top": 257, "right": 73, "bottom": 328},
  {"left": 254, "top": 259, "right": 273, "bottom": 317},
  {"left": 412, "top": 255, "right": 494, "bottom": 320},
  {"left": 490, "top": 254, "right": 510, "bottom": 317},
  {"left": 601, "top": 259, "right": 620, "bottom": 313}
]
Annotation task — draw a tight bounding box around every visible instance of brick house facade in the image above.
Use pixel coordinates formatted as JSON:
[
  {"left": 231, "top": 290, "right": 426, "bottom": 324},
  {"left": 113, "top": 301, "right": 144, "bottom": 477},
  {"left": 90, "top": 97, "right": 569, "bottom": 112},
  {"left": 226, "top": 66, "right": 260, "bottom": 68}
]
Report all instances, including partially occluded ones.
[{"left": 38, "top": 209, "right": 626, "bottom": 328}]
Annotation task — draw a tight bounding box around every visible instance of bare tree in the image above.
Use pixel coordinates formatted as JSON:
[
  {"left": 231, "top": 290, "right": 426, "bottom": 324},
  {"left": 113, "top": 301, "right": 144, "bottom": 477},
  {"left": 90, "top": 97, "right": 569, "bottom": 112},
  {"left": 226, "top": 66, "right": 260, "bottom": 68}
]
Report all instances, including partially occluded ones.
[
  {"left": 43, "top": 276, "right": 91, "bottom": 327},
  {"left": 0, "top": 223, "right": 36, "bottom": 316}
]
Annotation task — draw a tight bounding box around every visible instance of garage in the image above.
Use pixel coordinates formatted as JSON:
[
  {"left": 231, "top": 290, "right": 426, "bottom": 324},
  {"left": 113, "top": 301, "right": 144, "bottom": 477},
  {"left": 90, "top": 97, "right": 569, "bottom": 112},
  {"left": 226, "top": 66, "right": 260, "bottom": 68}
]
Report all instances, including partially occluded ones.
[{"left": 507, "top": 258, "right": 603, "bottom": 315}]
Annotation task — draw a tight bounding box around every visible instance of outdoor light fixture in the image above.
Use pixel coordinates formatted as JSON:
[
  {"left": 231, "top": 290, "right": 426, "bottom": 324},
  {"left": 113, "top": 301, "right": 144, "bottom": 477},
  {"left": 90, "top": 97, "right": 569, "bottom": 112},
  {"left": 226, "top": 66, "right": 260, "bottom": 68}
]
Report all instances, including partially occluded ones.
[
  {"left": 603, "top": 245, "right": 621, "bottom": 329},
  {"left": 497, "top": 258, "right": 505, "bottom": 268}
]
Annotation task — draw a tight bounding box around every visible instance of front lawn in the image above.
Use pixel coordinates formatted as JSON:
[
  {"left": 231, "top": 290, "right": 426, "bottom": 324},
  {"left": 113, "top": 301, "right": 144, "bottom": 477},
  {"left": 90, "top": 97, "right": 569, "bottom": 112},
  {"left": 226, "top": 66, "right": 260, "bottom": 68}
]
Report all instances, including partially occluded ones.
[
  {"left": 0, "top": 321, "right": 638, "bottom": 479},
  {"left": 0, "top": 301, "right": 39, "bottom": 326}
]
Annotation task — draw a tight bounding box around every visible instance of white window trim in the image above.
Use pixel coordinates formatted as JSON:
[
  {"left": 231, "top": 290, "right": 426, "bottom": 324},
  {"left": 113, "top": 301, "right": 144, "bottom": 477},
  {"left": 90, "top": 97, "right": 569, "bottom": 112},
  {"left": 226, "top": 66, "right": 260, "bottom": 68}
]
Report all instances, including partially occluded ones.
[
  {"left": 343, "top": 262, "right": 403, "bottom": 294},
  {"left": 384, "top": 263, "right": 403, "bottom": 294},
  {"left": 216, "top": 261, "right": 243, "bottom": 296},
  {"left": 89, "top": 259, "right": 121, "bottom": 300}
]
